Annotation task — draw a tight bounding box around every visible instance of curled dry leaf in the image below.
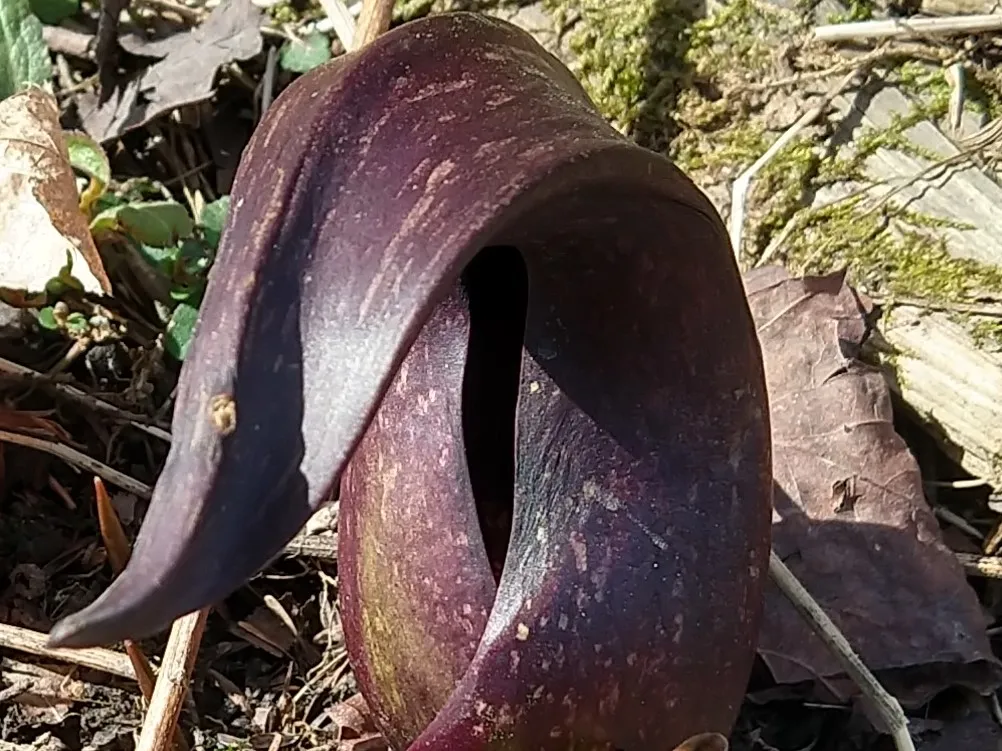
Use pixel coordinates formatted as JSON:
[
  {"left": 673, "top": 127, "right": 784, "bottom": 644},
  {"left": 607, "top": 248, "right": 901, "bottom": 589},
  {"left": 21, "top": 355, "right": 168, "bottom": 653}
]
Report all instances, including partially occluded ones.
[
  {"left": 745, "top": 266, "right": 1002, "bottom": 707},
  {"left": 50, "top": 12, "right": 773, "bottom": 750},
  {"left": 0, "top": 88, "right": 111, "bottom": 300},
  {"left": 77, "top": 0, "right": 264, "bottom": 142},
  {"left": 331, "top": 693, "right": 390, "bottom": 751},
  {"left": 0, "top": 407, "right": 71, "bottom": 442}
]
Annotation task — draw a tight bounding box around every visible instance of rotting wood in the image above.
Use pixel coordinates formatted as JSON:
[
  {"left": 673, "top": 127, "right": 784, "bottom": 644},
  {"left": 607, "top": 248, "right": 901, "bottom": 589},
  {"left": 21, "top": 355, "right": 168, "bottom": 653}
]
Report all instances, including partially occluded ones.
[
  {"left": 874, "top": 308, "right": 1002, "bottom": 488},
  {"left": 813, "top": 81, "right": 1002, "bottom": 488}
]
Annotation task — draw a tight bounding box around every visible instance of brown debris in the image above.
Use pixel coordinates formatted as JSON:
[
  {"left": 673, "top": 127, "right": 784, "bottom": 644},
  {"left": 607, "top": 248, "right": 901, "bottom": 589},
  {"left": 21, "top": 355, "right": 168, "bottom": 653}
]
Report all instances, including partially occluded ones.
[
  {"left": 77, "top": 0, "right": 264, "bottom": 142},
  {"left": 745, "top": 265, "right": 1002, "bottom": 707},
  {"left": 329, "top": 693, "right": 389, "bottom": 751},
  {"left": 95, "top": 0, "right": 132, "bottom": 100}
]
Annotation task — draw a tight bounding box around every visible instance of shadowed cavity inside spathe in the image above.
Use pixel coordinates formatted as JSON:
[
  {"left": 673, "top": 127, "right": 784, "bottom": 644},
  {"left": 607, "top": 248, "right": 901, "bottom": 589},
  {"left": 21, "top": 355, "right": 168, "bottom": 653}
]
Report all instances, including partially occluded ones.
[{"left": 461, "top": 245, "right": 528, "bottom": 583}]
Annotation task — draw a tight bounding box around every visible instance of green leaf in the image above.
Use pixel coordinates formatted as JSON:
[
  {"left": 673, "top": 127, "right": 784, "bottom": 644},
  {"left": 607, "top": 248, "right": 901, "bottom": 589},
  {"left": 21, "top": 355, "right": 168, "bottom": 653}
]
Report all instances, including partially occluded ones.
[
  {"left": 91, "top": 201, "right": 195, "bottom": 247},
  {"left": 29, "top": 0, "right": 78, "bottom": 25},
  {"left": 0, "top": 0, "right": 52, "bottom": 98},
  {"left": 169, "top": 282, "right": 204, "bottom": 307},
  {"left": 279, "top": 32, "right": 331, "bottom": 73},
  {"left": 177, "top": 237, "right": 213, "bottom": 277},
  {"left": 44, "top": 251, "right": 85, "bottom": 296},
  {"left": 165, "top": 302, "right": 199, "bottom": 361},
  {"left": 65, "top": 131, "right": 110, "bottom": 186},
  {"left": 65, "top": 311, "right": 88, "bottom": 336},
  {"left": 37, "top": 306, "right": 58, "bottom": 330},
  {"left": 198, "top": 195, "right": 230, "bottom": 249},
  {"left": 137, "top": 242, "right": 181, "bottom": 275}
]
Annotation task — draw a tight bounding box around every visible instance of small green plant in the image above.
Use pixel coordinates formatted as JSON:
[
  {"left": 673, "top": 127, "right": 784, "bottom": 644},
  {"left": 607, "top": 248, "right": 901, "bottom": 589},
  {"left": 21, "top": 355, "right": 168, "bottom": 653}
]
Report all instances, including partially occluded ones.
[
  {"left": 280, "top": 32, "right": 333, "bottom": 73},
  {"left": 38, "top": 137, "right": 231, "bottom": 361},
  {"left": 87, "top": 194, "right": 228, "bottom": 359}
]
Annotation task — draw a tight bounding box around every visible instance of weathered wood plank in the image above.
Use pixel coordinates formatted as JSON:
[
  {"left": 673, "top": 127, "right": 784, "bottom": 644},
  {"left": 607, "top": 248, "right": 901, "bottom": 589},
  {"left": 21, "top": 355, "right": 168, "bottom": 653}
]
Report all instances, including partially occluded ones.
[{"left": 817, "top": 67, "right": 1002, "bottom": 485}]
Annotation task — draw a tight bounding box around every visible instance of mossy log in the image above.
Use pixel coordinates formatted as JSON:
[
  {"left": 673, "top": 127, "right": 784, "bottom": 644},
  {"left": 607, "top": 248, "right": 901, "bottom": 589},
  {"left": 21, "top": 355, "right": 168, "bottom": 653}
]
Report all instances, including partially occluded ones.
[{"left": 823, "top": 85, "right": 1002, "bottom": 487}]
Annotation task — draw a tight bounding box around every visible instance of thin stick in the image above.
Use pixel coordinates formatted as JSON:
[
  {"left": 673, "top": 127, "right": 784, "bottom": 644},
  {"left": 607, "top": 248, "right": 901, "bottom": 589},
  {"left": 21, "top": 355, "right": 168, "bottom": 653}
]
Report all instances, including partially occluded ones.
[
  {"left": 957, "top": 552, "right": 1002, "bottom": 578},
  {"left": 134, "top": 609, "right": 210, "bottom": 751},
  {"left": 353, "top": 0, "right": 394, "bottom": 49},
  {"left": 769, "top": 551, "right": 915, "bottom": 751},
  {"left": 813, "top": 14, "right": 1002, "bottom": 43},
  {"left": 730, "top": 68, "right": 862, "bottom": 260},
  {"left": 0, "top": 356, "right": 171, "bottom": 442},
  {"left": 316, "top": 0, "right": 358, "bottom": 50},
  {"left": 261, "top": 45, "right": 279, "bottom": 115},
  {"left": 0, "top": 428, "right": 152, "bottom": 498},
  {"left": 870, "top": 295, "right": 1002, "bottom": 318},
  {"left": 933, "top": 506, "right": 983, "bottom": 541},
  {"left": 0, "top": 623, "right": 135, "bottom": 679}
]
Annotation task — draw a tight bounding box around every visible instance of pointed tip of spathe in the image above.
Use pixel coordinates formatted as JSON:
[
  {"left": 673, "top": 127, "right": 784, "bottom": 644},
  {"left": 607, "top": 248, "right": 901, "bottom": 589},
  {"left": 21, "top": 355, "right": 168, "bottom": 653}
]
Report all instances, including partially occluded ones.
[
  {"left": 45, "top": 572, "right": 173, "bottom": 649},
  {"left": 46, "top": 611, "right": 107, "bottom": 650}
]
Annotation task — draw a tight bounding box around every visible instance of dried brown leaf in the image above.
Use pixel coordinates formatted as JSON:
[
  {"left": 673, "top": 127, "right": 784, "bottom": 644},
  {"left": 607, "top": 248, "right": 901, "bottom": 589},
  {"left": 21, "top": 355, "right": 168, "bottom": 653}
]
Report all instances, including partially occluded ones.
[
  {"left": 0, "top": 88, "right": 111, "bottom": 297},
  {"left": 745, "top": 265, "right": 1002, "bottom": 707},
  {"left": 915, "top": 707, "right": 1000, "bottom": 751},
  {"left": 77, "top": 0, "right": 263, "bottom": 142},
  {"left": 330, "top": 694, "right": 388, "bottom": 751},
  {"left": 95, "top": 476, "right": 131, "bottom": 574},
  {"left": 0, "top": 407, "right": 71, "bottom": 442},
  {"left": 93, "top": 477, "right": 162, "bottom": 709}
]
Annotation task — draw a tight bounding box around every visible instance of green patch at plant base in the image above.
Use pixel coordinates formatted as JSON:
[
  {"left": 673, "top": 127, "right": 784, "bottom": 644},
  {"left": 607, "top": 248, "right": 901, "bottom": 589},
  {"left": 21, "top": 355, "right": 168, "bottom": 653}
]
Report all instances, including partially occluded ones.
[
  {"left": 87, "top": 189, "right": 229, "bottom": 360},
  {"left": 165, "top": 302, "right": 199, "bottom": 361}
]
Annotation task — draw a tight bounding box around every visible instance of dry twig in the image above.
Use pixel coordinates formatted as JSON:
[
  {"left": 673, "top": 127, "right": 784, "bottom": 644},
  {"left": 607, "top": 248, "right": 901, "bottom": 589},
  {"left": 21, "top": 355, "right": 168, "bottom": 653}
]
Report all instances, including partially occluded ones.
[
  {"left": 957, "top": 551, "right": 1002, "bottom": 578},
  {"left": 134, "top": 609, "right": 210, "bottom": 751},
  {"left": 93, "top": 478, "right": 173, "bottom": 708},
  {"left": 0, "top": 356, "right": 171, "bottom": 441},
  {"left": 731, "top": 68, "right": 863, "bottom": 260},
  {"left": 814, "top": 14, "right": 1002, "bottom": 43},
  {"left": 354, "top": 0, "right": 395, "bottom": 49},
  {"left": 0, "top": 623, "right": 135, "bottom": 679},
  {"left": 0, "top": 428, "right": 152, "bottom": 498},
  {"left": 316, "top": 0, "right": 358, "bottom": 50},
  {"left": 769, "top": 552, "right": 916, "bottom": 751}
]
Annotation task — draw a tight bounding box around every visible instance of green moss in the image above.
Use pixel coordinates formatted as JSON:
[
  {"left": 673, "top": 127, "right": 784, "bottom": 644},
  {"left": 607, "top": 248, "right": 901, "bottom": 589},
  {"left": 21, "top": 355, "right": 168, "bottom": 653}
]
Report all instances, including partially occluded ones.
[
  {"left": 666, "top": 0, "right": 802, "bottom": 171},
  {"left": 824, "top": 0, "right": 876, "bottom": 24},
  {"left": 542, "top": 0, "right": 661, "bottom": 132},
  {"left": 672, "top": 117, "right": 768, "bottom": 172},
  {"left": 778, "top": 195, "right": 1002, "bottom": 303},
  {"left": 759, "top": 57, "right": 1002, "bottom": 311},
  {"left": 505, "top": 0, "right": 1002, "bottom": 332},
  {"left": 267, "top": 1, "right": 302, "bottom": 24},
  {"left": 397, "top": 0, "right": 437, "bottom": 21},
  {"left": 753, "top": 138, "right": 822, "bottom": 250},
  {"left": 686, "top": 0, "right": 785, "bottom": 76},
  {"left": 971, "top": 319, "right": 1002, "bottom": 350}
]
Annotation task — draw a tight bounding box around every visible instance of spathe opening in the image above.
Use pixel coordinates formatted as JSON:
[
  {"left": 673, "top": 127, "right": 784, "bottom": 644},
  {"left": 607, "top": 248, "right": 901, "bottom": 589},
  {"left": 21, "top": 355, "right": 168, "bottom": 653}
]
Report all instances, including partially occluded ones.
[{"left": 460, "top": 245, "right": 528, "bottom": 584}]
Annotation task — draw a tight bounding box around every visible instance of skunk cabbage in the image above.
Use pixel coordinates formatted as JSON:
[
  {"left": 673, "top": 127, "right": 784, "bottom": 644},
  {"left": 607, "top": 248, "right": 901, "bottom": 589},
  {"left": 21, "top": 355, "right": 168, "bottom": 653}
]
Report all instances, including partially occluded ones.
[{"left": 49, "top": 12, "right": 772, "bottom": 750}]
